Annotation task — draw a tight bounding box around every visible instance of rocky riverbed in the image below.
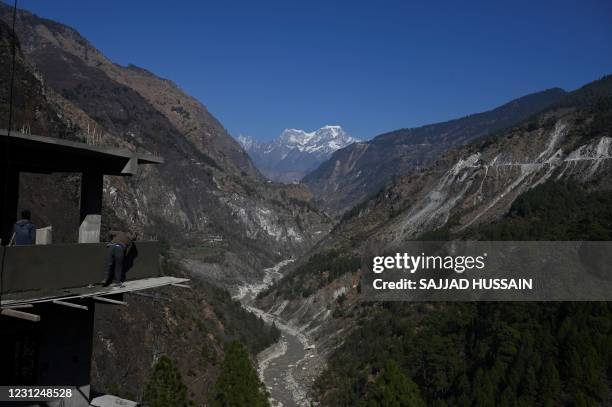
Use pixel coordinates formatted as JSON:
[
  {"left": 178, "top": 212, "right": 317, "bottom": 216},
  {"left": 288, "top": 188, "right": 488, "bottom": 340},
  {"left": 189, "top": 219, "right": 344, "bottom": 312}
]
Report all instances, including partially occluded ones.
[{"left": 233, "top": 260, "right": 325, "bottom": 407}]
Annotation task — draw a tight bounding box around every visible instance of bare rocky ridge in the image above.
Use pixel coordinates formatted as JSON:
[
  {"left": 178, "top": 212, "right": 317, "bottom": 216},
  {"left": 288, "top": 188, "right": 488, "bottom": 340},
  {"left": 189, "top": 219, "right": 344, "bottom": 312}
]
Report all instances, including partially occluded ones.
[
  {"left": 7, "top": 5, "right": 257, "bottom": 178},
  {"left": 304, "top": 88, "right": 568, "bottom": 214},
  {"left": 0, "top": 5, "right": 329, "bottom": 404},
  {"left": 0, "top": 3, "right": 331, "bottom": 277}
]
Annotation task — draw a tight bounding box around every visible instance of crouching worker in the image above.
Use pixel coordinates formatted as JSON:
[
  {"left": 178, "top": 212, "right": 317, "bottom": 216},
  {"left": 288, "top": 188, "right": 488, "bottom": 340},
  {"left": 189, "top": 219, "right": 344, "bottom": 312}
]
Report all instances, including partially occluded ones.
[{"left": 102, "top": 230, "right": 136, "bottom": 287}]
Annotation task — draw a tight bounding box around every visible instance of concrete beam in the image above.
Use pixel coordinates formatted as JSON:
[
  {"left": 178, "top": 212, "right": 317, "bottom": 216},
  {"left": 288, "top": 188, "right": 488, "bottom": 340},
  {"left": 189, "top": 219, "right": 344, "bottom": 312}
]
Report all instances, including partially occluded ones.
[
  {"left": 0, "top": 168, "right": 19, "bottom": 245},
  {"left": 1, "top": 304, "right": 33, "bottom": 309},
  {"left": 121, "top": 156, "right": 139, "bottom": 175},
  {"left": 53, "top": 299, "right": 88, "bottom": 310},
  {"left": 0, "top": 308, "right": 41, "bottom": 321},
  {"left": 92, "top": 296, "right": 127, "bottom": 305}
]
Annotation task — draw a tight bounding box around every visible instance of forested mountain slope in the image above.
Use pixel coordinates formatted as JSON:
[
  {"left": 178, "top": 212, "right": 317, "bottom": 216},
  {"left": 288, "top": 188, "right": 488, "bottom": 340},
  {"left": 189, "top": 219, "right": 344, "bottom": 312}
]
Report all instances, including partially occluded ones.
[{"left": 257, "top": 75, "right": 612, "bottom": 406}]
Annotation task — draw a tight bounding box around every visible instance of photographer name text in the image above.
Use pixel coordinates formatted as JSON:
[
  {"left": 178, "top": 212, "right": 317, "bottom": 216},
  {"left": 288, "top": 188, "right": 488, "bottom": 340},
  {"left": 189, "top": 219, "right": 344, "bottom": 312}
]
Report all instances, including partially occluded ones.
[{"left": 371, "top": 253, "right": 533, "bottom": 291}]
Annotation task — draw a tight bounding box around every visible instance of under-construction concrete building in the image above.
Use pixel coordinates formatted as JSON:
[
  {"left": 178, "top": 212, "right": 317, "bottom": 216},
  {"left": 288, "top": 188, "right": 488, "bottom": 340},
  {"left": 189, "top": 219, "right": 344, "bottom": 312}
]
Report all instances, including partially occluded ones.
[{"left": 0, "top": 129, "right": 188, "bottom": 406}]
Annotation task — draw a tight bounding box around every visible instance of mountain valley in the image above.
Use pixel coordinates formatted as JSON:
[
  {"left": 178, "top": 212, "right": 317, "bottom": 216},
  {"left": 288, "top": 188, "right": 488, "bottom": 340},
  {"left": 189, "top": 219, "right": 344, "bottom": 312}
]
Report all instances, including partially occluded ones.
[
  {"left": 0, "top": 4, "right": 328, "bottom": 404},
  {"left": 1, "top": 2, "right": 611, "bottom": 406},
  {"left": 256, "top": 75, "right": 612, "bottom": 405},
  {"left": 238, "top": 125, "right": 359, "bottom": 183}
]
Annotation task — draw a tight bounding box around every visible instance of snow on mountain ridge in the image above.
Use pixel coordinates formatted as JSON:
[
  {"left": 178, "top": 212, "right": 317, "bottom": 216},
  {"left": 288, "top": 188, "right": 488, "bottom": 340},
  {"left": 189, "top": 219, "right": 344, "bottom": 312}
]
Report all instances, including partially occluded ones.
[
  {"left": 238, "top": 125, "right": 358, "bottom": 155},
  {"left": 279, "top": 125, "right": 357, "bottom": 154},
  {"left": 237, "top": 134, "right": 257, "bottom": 150},
  {"left": 236, "top": 125, "right": 359, "bottom": 183}
]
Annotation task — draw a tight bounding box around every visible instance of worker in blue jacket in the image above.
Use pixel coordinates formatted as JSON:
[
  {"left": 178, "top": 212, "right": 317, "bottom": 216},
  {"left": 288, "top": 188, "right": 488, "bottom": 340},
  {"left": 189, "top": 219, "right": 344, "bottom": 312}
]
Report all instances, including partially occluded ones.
[{"left": 12, "top": 209, "right": 36, "bottom": 245}]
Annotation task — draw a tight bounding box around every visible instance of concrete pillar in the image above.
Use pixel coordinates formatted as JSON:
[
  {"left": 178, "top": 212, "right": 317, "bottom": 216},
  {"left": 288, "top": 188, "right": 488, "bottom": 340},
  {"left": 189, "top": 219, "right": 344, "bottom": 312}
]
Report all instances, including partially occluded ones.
[
  {"left": 0, "top": 167, "right": 19, "bottom": 245},
  {"left": 79, "top": 171, "right": 103, "bottom": 243}
]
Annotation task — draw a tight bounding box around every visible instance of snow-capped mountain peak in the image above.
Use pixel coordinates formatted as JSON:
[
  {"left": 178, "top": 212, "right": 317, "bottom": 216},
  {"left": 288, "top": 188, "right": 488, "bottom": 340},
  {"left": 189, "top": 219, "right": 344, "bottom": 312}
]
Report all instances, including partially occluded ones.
[
  {"left": 278, "top": 128, "right": 314, "bottom": 147},
  {"left": 276, "top": 125, "right": 357, "bottom": 154},
  {"left": 237, "top": 125, "right": 359, "bottom": 183},
  {"left": 236, "top": 134, "right": 257, "bottom": 150}
]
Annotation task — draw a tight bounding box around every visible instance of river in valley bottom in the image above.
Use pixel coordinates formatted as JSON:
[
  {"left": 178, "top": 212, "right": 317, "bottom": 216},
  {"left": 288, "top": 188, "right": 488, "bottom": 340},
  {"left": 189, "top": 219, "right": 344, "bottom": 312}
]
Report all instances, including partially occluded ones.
[{"left": 234, "top": 260, "right": 322, "bottom": 407}]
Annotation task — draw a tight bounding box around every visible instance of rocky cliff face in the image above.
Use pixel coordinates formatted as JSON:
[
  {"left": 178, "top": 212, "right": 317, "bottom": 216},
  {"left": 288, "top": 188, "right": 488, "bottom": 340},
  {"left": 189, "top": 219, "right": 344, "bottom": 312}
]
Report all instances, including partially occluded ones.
[
  {"left": 256, "top": 75, "right": 612, "bottom": 361},
  {"left": 0, "top": 3, "right": 330, "bottom": 285},
  {"left": 238, "top": 125, "right": 358, "bottom": 183},
  {"left": 0, "top": 5, "right": 329, "bottom": 403},
  {"left": 304, "top": 88, "right": 568, "bottom": 214}
]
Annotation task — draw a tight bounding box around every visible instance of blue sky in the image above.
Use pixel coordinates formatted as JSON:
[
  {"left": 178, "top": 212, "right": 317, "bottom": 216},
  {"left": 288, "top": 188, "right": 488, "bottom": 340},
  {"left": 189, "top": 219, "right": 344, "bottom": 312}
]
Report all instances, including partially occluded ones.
[{"left": 14, "top": 0, "right": 612, "bottom": 141}]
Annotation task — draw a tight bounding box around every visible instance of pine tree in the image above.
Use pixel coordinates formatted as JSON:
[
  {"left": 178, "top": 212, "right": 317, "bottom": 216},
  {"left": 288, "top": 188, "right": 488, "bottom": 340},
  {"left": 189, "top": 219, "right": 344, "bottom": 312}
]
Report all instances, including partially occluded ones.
[
  {"left": 208, "top": 341, "right": 270, "bottom": 407},
  {"left": 363, "top": 360, "right": 426, "bottom": 407},
  {"left": 143, "top": 356, "right": 194, "bottom": 407}
]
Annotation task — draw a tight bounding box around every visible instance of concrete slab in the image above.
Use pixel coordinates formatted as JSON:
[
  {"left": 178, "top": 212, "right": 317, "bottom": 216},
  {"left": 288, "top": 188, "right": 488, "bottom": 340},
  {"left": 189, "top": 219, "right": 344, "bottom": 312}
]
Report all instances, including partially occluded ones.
[
  {"left": 1, "top": 276, "right": 190, "bottom": 307},
  {"left": 90, "top": 394, "right": 138, "bottom": 407}
]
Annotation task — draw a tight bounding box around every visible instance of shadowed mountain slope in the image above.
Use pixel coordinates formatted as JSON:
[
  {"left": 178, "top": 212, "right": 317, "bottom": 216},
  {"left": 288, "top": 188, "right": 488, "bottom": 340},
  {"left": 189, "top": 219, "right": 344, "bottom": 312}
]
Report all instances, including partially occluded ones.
[{"left": 304, "top": 88, "right": 567, "bottom": 214}]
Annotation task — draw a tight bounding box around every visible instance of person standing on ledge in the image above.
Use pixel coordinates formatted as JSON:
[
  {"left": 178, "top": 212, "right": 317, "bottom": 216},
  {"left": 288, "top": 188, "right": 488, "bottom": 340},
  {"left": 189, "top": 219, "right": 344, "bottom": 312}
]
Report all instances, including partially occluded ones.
[
  {"left": 102, "top": 230, "right": 136, "bottom": 287},
  {"left": 12, "top": 209, "right": 36, "bottom": 245}
]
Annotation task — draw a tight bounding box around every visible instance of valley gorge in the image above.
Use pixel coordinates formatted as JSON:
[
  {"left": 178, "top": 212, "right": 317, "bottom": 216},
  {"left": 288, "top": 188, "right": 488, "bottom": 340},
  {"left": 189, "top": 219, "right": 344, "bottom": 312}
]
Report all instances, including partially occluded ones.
[
  {"left": 0, "top": 4, "right": 327, "bottom": 405},
  {"left": 1, "top": 2, "right": 611, "bottom": 406},
  {"left": 238, "top": 125, "right": 359, "bottom": 183},
  {"left": 255, "top": 75, "right": 612, "bottom": 405}
]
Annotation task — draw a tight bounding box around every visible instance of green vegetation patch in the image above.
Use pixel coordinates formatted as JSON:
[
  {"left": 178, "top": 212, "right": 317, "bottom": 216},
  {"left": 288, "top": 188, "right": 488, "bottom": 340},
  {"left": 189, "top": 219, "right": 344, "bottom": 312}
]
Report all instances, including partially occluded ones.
[
  {"left": 263, "top": 249, "right": 362, "bottom": 298},
  {"left": 317, "top": 302, "right": 611, "bottom": 406},
  {"left": 208, "top": 341, "right": 270, "bottom": 407},
  {"left": 468, "top": 182, "right": 612, "bottom": 241},
  {"left": 143, "top": 356, "right": 194, "bottom": 407},
  {"left": 318, "top": 180, "right": 612, "bottom": 406}
]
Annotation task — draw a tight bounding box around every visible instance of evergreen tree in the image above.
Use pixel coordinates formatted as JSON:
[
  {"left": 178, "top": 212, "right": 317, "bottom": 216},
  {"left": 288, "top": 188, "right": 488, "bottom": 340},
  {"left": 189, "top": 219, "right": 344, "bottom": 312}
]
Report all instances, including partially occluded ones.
[
  {"left": 208, "top": 341, "right": 270, "bottom": 407},
  {"left": 362, "top": 360, "right": 426, "bottom": 407},
  {"left": 143, "top": 356, "right": 194, "bottom": 407}
]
